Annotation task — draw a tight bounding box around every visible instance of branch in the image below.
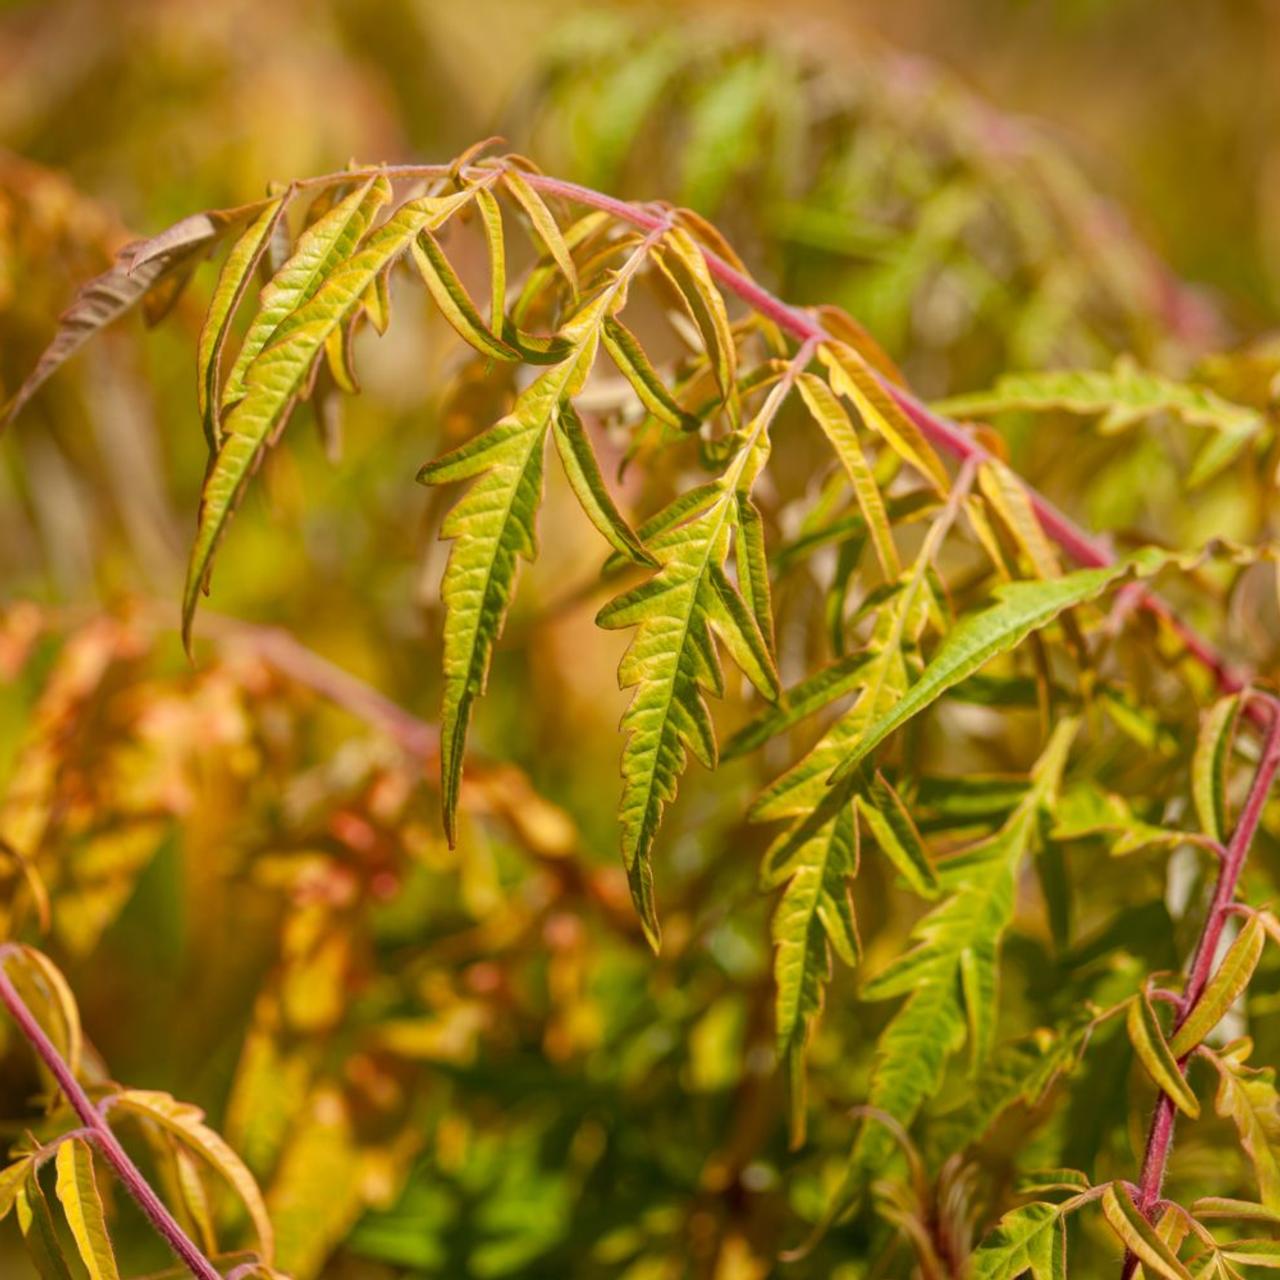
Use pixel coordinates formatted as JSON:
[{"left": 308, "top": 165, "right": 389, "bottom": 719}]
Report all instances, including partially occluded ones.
[
  {"left": 1119, "top": 691, "right": 1280, "bottom": 1278},
  {"left": 512, "top": 168, "right": 1253, "bottom": 704},
  {"left": 0, "top": 948, "right": 223, "bottom": 1280},
  {"left": 5, "top": 156, "right": 1251, "bottom": 702}
]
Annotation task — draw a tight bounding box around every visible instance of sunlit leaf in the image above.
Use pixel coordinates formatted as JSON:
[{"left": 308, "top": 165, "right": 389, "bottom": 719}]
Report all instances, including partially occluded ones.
[
  {"left": 831, "top": 550, "right": 1169, "bottom": 782},
  {"left": 1100, "top": 1183, "right": 1192, "bottom": 1280},
  {"left": 0, "top": 1157, "right": 33, "bottom": 1222},
  {"left": 978, "top": 459, "right": 1062, "bottom": 579},
  {"left": 501, "top": 168, "right": 580, "bottom": 298},
  {"left": 1127, "top": 990, "right": 1199, "bottom": 1118},
  {"left": 16, "top": 1176, "right": 74, "bottom": 1280},
  {"left": 1170, "top": 917, "right": 1265, "bottom": 1057},
  {"left": 796, "top": 371, "right": 900, "bottom": 577},
  {"left": 196, "top": 194, "right": 291, "bottom": 450},
  {"left": 970, "top": 1201, "right": 1065, "bottom": 1280},
  {"left": 550, "top": 399, "right": 654, "bottom": 566},
  {"left": 410, "top": 228, "right": 520, "bottom": 361},
  {"left": 601, "top": 316, "right": 700, "bottom": 431},
  {"left": 819, "top": 341, "right": 949, "bottom": 492},
  {"left": 55, "top": 1138, "right": 119, "bottom": 1280},
  {"left": 109, "top": 1088, "right": 274, "bottom": 1261},
  {"left": 766, "top": 795, "right": 859, "bottom": 1144},
  {"left": 938, "top": 365, "right": 1261, "bottom": 453},
  {"left": 655, "top": 226, "right": 738, "bottom": 415},
  {"left": 845, "top": 721, "right": 1076, "bottom": 1190},
  {"left": 1209, "top": 1038, "right": 1280, "bottom": 1209},
  {"left": 222, "top": 177, "right": 392, "bottom": 409},
  {"left": 1192, "top": 694, "right": 1241, "bottom": 844},
  {"left": 856, "top": 771, "right": 938, "bottom": 898},
  {"left": 185, "top": 185, "right": 477, "bottom": 645}
]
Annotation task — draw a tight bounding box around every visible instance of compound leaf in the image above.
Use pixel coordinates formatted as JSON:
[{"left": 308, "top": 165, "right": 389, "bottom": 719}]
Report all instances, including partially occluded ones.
[
  {"left": 185, "top": 186, "right": 476, "bottom": 646},
  {"left": 970, "top": 1202, "right": 1066, "bottom": 1280}
]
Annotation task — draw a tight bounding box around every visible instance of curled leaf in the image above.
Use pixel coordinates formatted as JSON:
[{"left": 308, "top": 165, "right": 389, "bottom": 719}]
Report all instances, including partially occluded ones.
[
  {"left": 1100, "top": 1183, "right": 1192, "bottom": 1280},
  {"left": 1127, "top": 990, "right": 1199, "bottom": 1118}
]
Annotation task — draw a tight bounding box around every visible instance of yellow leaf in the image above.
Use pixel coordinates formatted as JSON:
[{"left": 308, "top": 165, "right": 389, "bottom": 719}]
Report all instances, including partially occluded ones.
[{"left": 55, "top": 1138, "right": 120, "bottom": 1280}]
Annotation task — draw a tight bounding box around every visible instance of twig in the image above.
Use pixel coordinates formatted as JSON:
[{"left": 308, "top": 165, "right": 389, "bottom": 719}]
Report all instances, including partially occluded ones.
[
  {"left": 1119, "top": 691, "right": 1280, "bottom": 1278},
  {"left": 503, "top": 167, "right": 1253, "bottom": 704},
  {"left": 0, "top": 948, "right": 223, "bottom": 1280},
  {"left": 5, "top": 156, "right": 1253, "bottom": 703}
]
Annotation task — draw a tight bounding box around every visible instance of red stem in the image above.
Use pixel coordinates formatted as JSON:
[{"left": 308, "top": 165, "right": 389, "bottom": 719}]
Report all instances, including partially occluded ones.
[
  {"left": 1119, "top": 692, "right": 1280, "bottom": 1278},
  {"left": 7, "top": 158, "right": 1252, "bottom": 702},
  {"left": 512, "top": 170, "right": 1251, "bottom": 703},
  {"left": 0, "top": 951, "right": 223, "bottom": 1280}
]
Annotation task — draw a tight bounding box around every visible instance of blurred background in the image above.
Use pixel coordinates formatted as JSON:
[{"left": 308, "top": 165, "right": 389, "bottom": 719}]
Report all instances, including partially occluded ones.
[{"left": 1, "top": 1, "right": 1278, "bottom": 1276}]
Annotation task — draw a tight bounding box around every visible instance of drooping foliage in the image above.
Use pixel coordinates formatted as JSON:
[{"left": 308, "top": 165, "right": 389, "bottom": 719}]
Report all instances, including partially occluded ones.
[{"left": 1, "top": 23, "right": 1280, "bottom": 1277}]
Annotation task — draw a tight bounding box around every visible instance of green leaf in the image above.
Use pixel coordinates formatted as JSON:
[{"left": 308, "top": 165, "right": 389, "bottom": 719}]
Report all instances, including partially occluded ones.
[
  {"left": 501, "top": 169, "right": 579, "bottom": 298},
  {"left": 704, "top": 564, "right": 780, "bottom": 703},
  {"left": 978, "top": 459, "right": 1063, "bottom": 579},
  {"left": 1016, "top": 1169, "right": 1092, "bottom": 1195},
  {"left": 1192, "top": 694, "right": 1241, "bottom": 844},
  {"left": 1220, "top": 1238, "right": 1280, "bottom": 1267},
  {"left": 2, "top": 946, "right": 83, "bottom": 1089},
  {"left": 937, "top": 365, "right": 1262, "bottom": 488},
  {"left": 185, "top": 186, "right": 476, "bottom": 646},
  {"left": 1192, "top": 1198, "right": 1280, "bottom": 1224},
  {"left": 929, "top": 1026, "right": 1089, "bottom": 1162},
  {"left": 755, "top": 575, "right": 947, "bottom": 1116},
  {"left": 1127, "top": 990, "right": 1200, "bottom": 1118},
  {"left": 655, "top": 226, "right": 738, "bottom": 415},
  {"left": 173, "top": 1146, "right": 217, "bottom": 1257},
  {"left": 420, "top": 355, "right": 564, "bottom": 845},
  {"left": 831, "top": 552, "right": 1166, "bottom": 782},
  {"left": 16, "top": 1176, "right": 74, "bottom": 1280},
  {"left": 55, "top": 1138, "right": 120, "bottom": 1280},
  {"left": 856, "top": 772, "right": 938, "bottom": 898},
  {"left": 0, "top": 1157, "right": 32, "bottom": 1222},
  {"left": 969, "top": 1202, "right": 1066, "bottom": 1280},
  {"left": 1209, "top": 1039, "right": 1280, "bottom": 1208},
  {"left": 722, "top": 652, "right": 873, "bottom": 760},
  {"left": 845, "top": 721, "right": 1075, "bottom": 1191},
  {"left": 475, "top": 186, "right": 507, "bottom": 329},
  {"left": 1188, "top": 422, "right": 1257, "bottom": 488},
  {"left": 222, "top": 176, "right": 392, "bottom": 410},
  {"left": 601, "top": 316, "right": 700, "bottom": 431},
  {"left": 819, "top": 341, "right": 949, "bottom": 492},
  {"left": 796, "top": 371, "right": 900, "bottom": 577},
  {"left": 510, "top": 208, "right": 609, "bottom": 325},
  {"left": 733, "top": 493, "right": 776, "bottom": 660},
  {"left": 597, "top": 489, "right": 776, "bottom": 947},
  {"left": 593, "top": 364, "right": 794, "bottom": 944},
  {"left": 765, "top": 796, "right": 859, "bottom": 1144},
  {"left": 550, "top": 399, "right": 654, "bottom": 566},
  {"left": 109, "top": 1087, "right": 274, "bottom": 1261},
  {"left": 410, "top": 229, "right": 520, "bottom": 362},
  {"left": 751, "top": 570, "right": 931, "bottom": 824},
  {"left": 1170, "top": 916, "right": 1265, "bottom": 1057},
  {"left": 1100, "top": 1182, "right": 1192, "bottom": 1280},
  {"left": 196, "top": 194, "right": 290, "bottom": 451},
  {"left": 419, "top": 233, "right": 667, "bottom": 851}
]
